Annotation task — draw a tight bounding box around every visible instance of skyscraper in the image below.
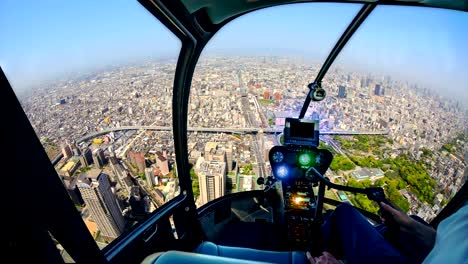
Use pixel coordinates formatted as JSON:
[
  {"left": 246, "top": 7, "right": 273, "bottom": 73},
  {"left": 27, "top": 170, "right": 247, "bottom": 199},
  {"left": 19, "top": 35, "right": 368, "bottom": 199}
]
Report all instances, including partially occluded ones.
[
  {"left": 374, "top": 84, "right": 382, "bottom": 96},
  {"left": 109, "top": 156, "right": 127, "bottom": 190},
  {"left": 225, "top": 143, "right": 233, "bottom": 172},
  {"left": 63, "top": 177, "right": 85, "bottom": 206},
  {"left": 80, "top": 148, "right": 93, "bottom": 167},
  {"left": 198, "top": 160, "right": 226, "bottom": 206},
  {"left": 61, "top": 143, "right": 73, "bottom": 159},
  {"left": 128, "top": 186, "right": 149, "bottom": 220},
  {"left": 71, "top": 141, "right": 81, "bottom": 156},
  {"left": 337, "top": 85, "right": 347, "bottom": 98},
  {"left": 78, "top": 170, "right": 125, "bottom": 240},
  {"left": 92, "top": 148, "right": 106, "bottom": 169}
]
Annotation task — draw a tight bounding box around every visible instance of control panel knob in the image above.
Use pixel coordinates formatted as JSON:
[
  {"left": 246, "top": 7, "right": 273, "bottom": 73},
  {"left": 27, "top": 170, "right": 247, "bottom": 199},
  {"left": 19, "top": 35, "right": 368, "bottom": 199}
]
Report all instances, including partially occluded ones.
[{"left": 257, "top": 177, "right": 265, "bottom": 185}]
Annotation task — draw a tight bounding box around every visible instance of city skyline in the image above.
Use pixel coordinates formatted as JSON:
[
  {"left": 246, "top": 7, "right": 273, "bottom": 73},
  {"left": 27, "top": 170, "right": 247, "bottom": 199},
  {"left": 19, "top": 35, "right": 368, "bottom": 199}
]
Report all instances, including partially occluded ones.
[
  {"left": 11, "top": 55, "right": 467, "bottom": 246},
  {"left": 1, "top": 2, "right": 468, "bottom": 105}
]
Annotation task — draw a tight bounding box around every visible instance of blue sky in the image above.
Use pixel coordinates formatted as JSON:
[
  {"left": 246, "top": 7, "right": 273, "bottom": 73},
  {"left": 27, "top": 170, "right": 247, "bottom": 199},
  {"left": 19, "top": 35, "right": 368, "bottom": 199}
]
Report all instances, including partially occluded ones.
[{"left": 1, "top": 1, "right": 467, "bottom": 103}]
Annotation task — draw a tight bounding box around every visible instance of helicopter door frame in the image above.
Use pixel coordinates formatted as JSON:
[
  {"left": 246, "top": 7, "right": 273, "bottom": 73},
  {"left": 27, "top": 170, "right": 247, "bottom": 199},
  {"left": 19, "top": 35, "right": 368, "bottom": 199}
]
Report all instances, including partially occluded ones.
[{"left": 2, "top": 67, "right": 107, "bottom": 263}]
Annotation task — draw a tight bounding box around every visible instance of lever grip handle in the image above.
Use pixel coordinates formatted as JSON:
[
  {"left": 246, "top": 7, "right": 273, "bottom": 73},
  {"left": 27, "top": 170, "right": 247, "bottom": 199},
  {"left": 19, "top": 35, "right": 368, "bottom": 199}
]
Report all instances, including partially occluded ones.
[{"left": 366, "top": 188, "right": 399, "bottom": 229}]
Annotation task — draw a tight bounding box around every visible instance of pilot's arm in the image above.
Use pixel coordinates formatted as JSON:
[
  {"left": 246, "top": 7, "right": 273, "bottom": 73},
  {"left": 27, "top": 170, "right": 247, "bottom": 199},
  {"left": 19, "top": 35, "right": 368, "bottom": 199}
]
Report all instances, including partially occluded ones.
[
  {"left": 379, "top": 202, "right": 436, "bottom": 250},
  {"left": 381, "top": 202, "right": 468, "bottom": 264}
]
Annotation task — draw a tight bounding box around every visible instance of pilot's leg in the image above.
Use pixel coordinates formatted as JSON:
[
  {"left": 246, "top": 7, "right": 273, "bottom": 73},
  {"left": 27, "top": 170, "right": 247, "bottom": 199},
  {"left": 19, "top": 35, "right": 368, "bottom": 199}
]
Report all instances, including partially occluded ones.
[{"left": 321, "top": 204, "right": 412, "bottom": 264}]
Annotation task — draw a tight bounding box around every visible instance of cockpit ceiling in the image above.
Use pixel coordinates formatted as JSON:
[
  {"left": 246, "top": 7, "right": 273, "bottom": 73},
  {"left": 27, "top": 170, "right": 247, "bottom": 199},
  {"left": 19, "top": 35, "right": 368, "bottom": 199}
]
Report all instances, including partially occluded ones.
[{"left": 181, "top": 0, "right": 468, "bottom": 24}]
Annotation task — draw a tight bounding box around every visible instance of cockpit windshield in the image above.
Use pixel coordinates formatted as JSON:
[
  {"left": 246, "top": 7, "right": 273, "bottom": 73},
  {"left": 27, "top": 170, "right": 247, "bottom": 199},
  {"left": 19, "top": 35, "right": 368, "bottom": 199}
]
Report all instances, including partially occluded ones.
[
  {"left": 188, "top": 4, "right": 467, "bottom": 220},
  {"left": 1, "top": 1, "right": 467, "bottom": 257}
]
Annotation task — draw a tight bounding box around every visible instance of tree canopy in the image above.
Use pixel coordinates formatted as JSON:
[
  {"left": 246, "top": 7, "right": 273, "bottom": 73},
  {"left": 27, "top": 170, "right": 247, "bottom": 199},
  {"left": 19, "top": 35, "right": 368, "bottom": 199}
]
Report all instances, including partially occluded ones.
[
  {"left": 330, "top": 155, "right": 356, "bottom": 171},
  {"left": 347, "top": 177, "right": 409, "bottom": 213}
]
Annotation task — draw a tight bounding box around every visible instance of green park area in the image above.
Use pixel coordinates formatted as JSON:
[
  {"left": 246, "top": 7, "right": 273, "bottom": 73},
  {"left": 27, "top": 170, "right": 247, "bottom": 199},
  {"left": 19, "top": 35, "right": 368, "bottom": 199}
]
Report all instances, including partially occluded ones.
[
  {"left": 328, "top": 135, "right": 437, "bottom": 213},
  {"left": 330, "top": 155, "right": 355, "bottom": 171},
  {"left": 239, "top": 164, "right": 255, "bottom": 175},
  {"left": 258, "top": 99, "right": 275, "bottom": 105},
  {"left": 441, "top": 133, "right": 467, "bottom": 154}
]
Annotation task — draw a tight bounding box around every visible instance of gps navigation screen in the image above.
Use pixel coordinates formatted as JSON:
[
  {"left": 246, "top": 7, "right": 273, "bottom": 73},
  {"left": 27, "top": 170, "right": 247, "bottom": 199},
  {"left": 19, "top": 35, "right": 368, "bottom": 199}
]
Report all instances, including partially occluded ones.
[{"left": 290, "top": 122, "right": 315, "bottom": 139}]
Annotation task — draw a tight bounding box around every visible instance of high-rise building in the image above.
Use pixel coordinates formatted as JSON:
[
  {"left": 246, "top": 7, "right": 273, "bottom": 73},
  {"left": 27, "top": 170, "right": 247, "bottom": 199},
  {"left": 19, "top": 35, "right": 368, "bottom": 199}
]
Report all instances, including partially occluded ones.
[
  {"left": 109, "top": 156, "right": 128, "bottom": 190},
  {"left": 63, "top": 177, "right": 84, "bottom": 206},
  {"left": 204, "top": 142, "right": 218, "bottom": 158},
  {"left": 374, "top": 84, "right": 382, "bottom": 96},
  {"left": 92, "top": 148, "right": 106, "bottom": 169},
  {"left": 78, "top": 170, "right": 125, "bottom": 240},
  {"left": 225, "top": 144, "right": 233, "bottom": 172},
  {"left": 204, "top": 142, "right": 226, "bottom": 161},
  {"left": 204, "top": 142, "right": 228, "bottom": 173},
  {"left": 61, "top": 144, "right": 73, "bottom": 159},
  {"left": 80, "top": 148, "right": 93, "bottom": 167},
  {"left": 337, "top": 85, "right": 347, "bottom": 98},
  {"left": 72, "top": 146, "right": 81, "bottom": 156},
  {"left": 128, "top": 186, "right": 149, "bottom": 219},
  {"left": 198, "top": 160, "right": 226, "bottom": 206}
]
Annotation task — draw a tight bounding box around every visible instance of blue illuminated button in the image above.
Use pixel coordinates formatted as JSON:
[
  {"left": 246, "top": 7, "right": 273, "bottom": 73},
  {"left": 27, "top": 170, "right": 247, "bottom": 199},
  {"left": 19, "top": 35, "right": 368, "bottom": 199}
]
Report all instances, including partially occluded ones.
[
  {"left": 276, "top": 165, "right": 288, "bottom": 178},
  {"left": 272, "top": 151, "right": 284, "bottom": 163}
]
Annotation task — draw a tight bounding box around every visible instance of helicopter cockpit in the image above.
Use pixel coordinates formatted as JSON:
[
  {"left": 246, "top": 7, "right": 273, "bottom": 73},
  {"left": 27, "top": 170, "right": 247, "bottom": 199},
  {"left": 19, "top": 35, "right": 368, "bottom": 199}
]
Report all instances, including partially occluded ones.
[
  {"left": 139, "top": 115, "right": 398, "bottom": 264},
  {"left": 136, "top": 108, "right": 449, "bottom": 264},
  {"left": 4, "top": 0, "right": 468, "bottom": 264}
]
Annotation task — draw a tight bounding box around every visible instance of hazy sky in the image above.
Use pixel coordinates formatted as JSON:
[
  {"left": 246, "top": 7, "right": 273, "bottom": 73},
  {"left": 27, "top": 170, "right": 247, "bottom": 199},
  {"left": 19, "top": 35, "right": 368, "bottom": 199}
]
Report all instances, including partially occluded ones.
[{"left": 1, "top": 1, "right": 467, "bottom": 102}]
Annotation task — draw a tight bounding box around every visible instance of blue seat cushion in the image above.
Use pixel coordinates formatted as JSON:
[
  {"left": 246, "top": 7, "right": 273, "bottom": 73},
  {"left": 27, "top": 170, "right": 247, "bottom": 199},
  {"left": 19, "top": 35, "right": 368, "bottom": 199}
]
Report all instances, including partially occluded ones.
[{"left": 195, "top": 241, "right": 308, "bottom": 264}]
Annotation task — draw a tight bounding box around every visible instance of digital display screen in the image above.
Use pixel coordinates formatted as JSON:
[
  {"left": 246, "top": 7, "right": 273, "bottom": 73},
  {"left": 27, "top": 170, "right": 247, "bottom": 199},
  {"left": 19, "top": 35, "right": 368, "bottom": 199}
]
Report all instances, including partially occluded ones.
[
  {"left": 283, "top": 118, "right": 319, "bottom": 147},
  {"left": 287, "top": 190, "right": 312, "bottom": 210},
  {"left": 289, "top": 121, "right": 315, "bottom": 139}
]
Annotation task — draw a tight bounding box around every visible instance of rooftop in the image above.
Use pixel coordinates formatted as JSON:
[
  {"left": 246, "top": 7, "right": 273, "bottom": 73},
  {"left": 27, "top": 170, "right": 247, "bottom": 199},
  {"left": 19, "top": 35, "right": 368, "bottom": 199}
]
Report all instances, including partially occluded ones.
[
  {"left": 200, "top": 160, "right": 226, "bottom": 176},
  {"left": 84, "top": 168, "right": 103, "bottom": 179},
  {"left": 351, "top": 168, "right": 385, "bottom": 180},
  {"left": 61, "top": 160, "right": 77, "bottom": 172}
]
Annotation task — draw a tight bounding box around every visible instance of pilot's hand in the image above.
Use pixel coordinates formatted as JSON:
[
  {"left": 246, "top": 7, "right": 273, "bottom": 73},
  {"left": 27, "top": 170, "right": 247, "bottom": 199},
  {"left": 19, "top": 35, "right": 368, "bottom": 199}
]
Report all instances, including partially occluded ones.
[
  {"left": 379, "top": 202, "right": 413, "bottom": 231},
  {"left": 306, "top": 251, "right": 343, "bottom": 264}
]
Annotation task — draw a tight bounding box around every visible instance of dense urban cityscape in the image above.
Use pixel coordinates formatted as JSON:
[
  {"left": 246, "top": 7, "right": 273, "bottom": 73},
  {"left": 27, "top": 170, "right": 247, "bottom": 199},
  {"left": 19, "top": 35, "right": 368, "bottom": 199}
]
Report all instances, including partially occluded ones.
[{"left": 17, "top": 56, "right": 467, "bottom": 245}]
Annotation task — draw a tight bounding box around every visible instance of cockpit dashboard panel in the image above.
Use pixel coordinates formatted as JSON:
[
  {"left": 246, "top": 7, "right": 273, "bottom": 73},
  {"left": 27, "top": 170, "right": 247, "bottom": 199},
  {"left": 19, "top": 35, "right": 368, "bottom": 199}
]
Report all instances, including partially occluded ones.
[{"left": 269, "top": 145, "right": 333, "bottom": 183}]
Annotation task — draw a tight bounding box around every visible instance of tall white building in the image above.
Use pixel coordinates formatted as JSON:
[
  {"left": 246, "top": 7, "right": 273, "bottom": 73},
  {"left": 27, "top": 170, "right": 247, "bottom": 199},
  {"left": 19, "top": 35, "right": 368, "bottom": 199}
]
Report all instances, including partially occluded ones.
[
  {"left": 78, "top": 169, "right": 125, "bottom": 240},
  {"left": 198, "top": 160, "right": 226, "bottom": 206}
]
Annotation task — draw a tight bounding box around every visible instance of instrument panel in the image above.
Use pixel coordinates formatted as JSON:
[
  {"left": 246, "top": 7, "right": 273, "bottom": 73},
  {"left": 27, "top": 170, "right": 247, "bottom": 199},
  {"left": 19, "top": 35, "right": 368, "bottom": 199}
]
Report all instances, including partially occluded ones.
[
  {"left": 269, "top": 145, "right": 333, "bottom": 183},
  {"left": 268, "top": 145, "right": 333, "bottom": 248},
  {"left": 269, "top": 145, "right": 333, "bottom": 212}
]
